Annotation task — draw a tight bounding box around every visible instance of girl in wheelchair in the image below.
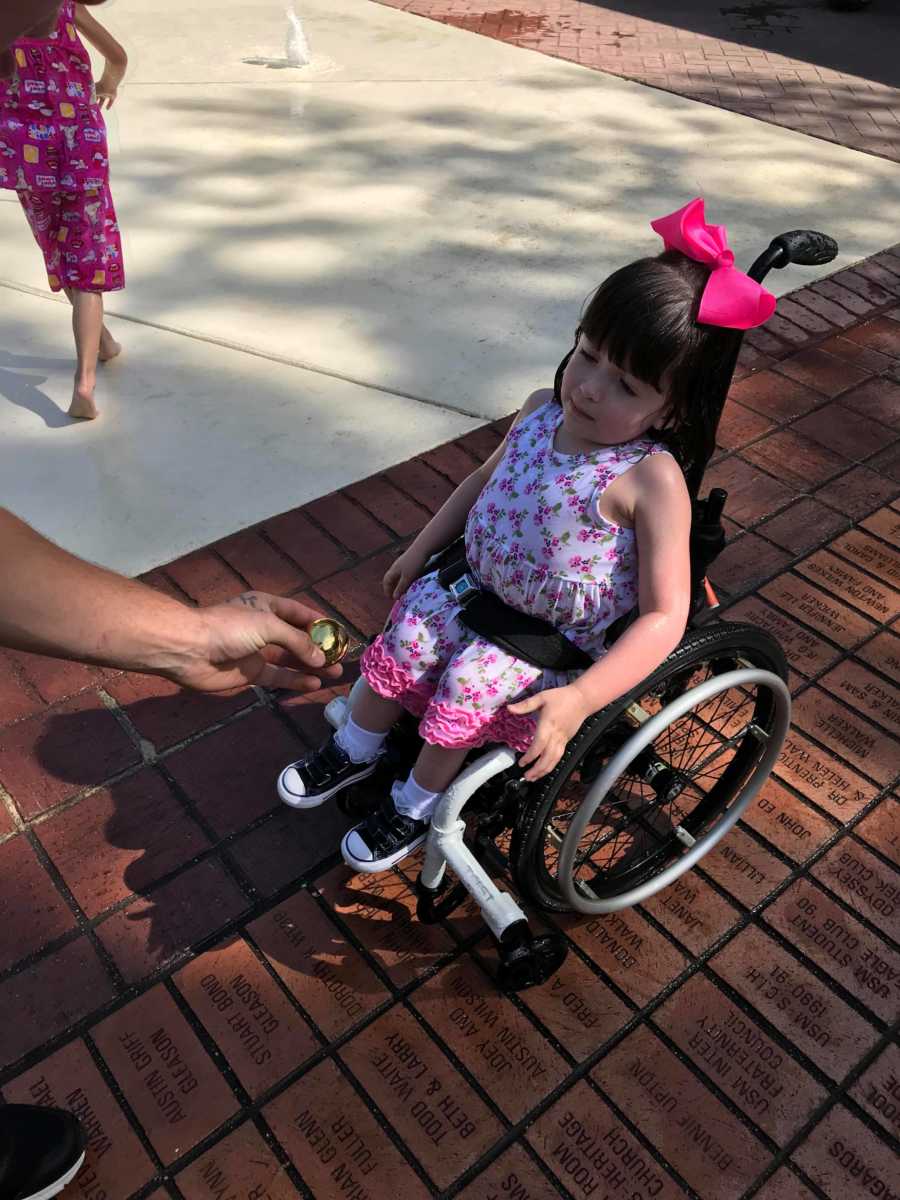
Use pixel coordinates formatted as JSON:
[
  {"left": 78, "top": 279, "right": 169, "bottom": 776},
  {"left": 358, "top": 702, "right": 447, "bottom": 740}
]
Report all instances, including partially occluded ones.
[{"left": 277, "top": 198, "right": 776, "bottom": 876}]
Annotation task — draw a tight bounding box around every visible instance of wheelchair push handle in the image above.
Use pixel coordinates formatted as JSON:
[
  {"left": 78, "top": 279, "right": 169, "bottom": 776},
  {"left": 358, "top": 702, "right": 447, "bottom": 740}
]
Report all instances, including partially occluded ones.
[{"left": 749, "top": 229, "right": 838, "bottom": 283}]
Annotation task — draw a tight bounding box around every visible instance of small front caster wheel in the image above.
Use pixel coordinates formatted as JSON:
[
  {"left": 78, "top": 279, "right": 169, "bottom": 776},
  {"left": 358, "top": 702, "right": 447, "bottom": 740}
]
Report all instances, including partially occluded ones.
[{"left": 496, "top": 920, "right": 568, "bottom": 991}]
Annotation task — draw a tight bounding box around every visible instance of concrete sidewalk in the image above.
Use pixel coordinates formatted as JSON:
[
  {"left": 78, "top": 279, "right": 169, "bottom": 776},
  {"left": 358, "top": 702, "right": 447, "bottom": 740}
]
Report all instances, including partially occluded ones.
[{"left": 1, "top": 0, "right": 899, "bottom": 573}]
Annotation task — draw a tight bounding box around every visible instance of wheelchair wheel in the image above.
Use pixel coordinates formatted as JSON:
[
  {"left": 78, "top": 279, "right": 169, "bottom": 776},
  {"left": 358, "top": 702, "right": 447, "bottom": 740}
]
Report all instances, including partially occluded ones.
[{"left": 510, "top": 622, "right": 789, "bottom": 913}]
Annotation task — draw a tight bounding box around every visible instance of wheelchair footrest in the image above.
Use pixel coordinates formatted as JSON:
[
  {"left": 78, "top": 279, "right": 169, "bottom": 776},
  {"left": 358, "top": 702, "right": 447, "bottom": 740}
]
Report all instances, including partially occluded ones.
[
  {"left": 415, "top": 873, "right": 470, "bottom": 925},
  {"left": 495, "top": 920, "right": 567, "bottom": 991}
]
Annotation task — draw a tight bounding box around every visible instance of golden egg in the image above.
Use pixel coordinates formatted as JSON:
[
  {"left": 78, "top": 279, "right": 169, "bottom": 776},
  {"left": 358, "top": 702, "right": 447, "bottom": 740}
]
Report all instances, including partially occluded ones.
[{"left": 308, "top": 618, "right": 350, "bottom": 665}]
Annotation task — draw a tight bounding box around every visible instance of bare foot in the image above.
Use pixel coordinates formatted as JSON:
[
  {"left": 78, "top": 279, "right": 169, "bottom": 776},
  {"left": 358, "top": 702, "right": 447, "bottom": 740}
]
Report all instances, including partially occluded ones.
[
  {"left": 99, "top": 333, "right": 122, "bottom": 362},
  {"left": 69, "top": 380, "right": 98, "bottom": 420}
]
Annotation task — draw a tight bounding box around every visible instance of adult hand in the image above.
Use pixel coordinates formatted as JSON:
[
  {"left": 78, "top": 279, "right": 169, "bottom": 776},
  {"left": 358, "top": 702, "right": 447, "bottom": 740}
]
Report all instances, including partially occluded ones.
[
  {"left": 168, "top": 592, "right": 344, "bottom": 694},
  {"left": 507, "top": 685, "right": 591, "bottom": 782},
  {"left": 383, "top": 545, "right": 428, "bottom": 599}
]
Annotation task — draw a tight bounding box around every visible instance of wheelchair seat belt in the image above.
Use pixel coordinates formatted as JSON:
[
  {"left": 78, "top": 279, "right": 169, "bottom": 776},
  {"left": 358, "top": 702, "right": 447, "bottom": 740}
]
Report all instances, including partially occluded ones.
[{"left": 435, "top": 539, "right": 593, "bottom": 672}]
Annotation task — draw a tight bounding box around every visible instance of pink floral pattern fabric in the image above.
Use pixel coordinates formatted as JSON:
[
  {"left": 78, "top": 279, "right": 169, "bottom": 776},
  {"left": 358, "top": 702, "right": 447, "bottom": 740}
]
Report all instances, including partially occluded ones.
[
  {"left": 361, "top": 399, "right": 670, "bottom": 751},
  {"left": 0, "top": 1, "right": 124, "bottom": 292}
]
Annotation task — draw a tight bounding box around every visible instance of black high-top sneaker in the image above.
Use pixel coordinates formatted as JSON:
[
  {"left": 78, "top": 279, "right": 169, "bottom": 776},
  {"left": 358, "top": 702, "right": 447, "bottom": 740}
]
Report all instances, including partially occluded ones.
[
  {"left": 277, "top": 732, "right": 382, "bottom": 810},
  {"left": 341, "top": 793, "right": 430, "bottom": 872},
  {"left": 0, "top": 1105, "right": 86, "bottom": 1200}
]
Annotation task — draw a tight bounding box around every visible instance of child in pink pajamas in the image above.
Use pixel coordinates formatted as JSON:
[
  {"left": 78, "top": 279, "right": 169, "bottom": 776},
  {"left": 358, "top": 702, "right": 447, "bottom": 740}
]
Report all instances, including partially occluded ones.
[{"left": 0, "top": 0, "right": 126, "bottom": 418}]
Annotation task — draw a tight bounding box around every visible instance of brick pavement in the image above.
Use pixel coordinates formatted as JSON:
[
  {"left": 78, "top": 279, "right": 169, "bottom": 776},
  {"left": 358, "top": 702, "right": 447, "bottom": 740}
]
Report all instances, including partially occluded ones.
[
  {"left": 373, "top": 0, "right": 900, "bottom": 162},
  {"left": 0, "top": 251, "right": 898, "bottom": 1198}
]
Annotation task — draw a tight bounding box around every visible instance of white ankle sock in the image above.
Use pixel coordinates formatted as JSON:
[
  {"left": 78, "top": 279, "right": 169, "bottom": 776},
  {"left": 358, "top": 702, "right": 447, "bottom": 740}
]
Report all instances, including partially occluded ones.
[
  {"left": 392, "top": 771, "right": 441, "bottom": 822},
  {"left": 335, "top": 715, "right": 387, "bottom": 764}
]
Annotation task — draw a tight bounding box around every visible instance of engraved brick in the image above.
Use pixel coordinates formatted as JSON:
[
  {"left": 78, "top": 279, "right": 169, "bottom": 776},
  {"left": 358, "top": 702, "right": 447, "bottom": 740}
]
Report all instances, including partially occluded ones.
[
  {"left": 339, "top": 1007, "right": 502, "bottom": 1190},
  {"left": 773, "top": 728, "right": 878, "bottom": 819},
  {"left": 411, "top": 957, "right": 568, "bottom": 1119},
  {"left": 708, "top": 533, "right": 790, "bottom": 597},
  {"left": 174, "top": 936, "right": 318, "bottom": 1097},
  {"left": 642, "top": 872, "right": 740, "bottom": 955},
  {"left": 848, "top": 1044, "right": 900, "bottom": 1139},
  {"left": 176, "top": 1123, "right": 297, "bottom": 1199},
  {"left": 491, "top": 934, "right": 630, "bottom": 1062},
  {"left": 795, "top": 548, "right": 900, "bottom": 622},
  {"left": 725, "top": 596, "right": 841, "bottom": 677},
  {"left": 316, "top": 865, "right": 456, "bottom": 988},
  {"left": 654, "top": 974, "right": 826, "bottom": 1143},
  {"left": 598, "top": 1027, "right": 766, "bottom": 1199},
  {"left": 556, "top": 908, "right": 689, "bottom": 1006},
  {"left": 791, "top": 688, "right": 900, "bottom": 786},
  {"left": 247, "top": 890, "right": 388, "bottom": 1041},
  {"left": 527, "top": 1080, "right": 688, "bottom": 1199},
  {"left": 793, "top": 1105, "right": 899, "bottom": 1200},
  {"left": 702, "top": 825, "right": 791, "bottom": 907},
  {"left": 855, "top": 630, "right": 900, "bottom": 681},
  {"left": 703, "top": 456, "right": 796, "bottom": 526},
  {"left": 830, "top": 528, "right": 900, "bottom": 591},
  {"left": 811, "top": 838, "right": 900, "bottom": 941},
  {"left": 819, "top": 660, "right": 900, "bottom": 737},
  {"left": 759, "top": 574, "right": 874, "bottom": 648},
  {"left": 855, "top": 795, "right": 900, "bottom": 867},
  {"left": 764, "top": 879, "right": 899, "bottom": 1022},
  {"left": 264, "top": 1058, "right": 430, "bottom": 1200},
  {"left": 4, "top": 1039, "right": 155, "bottom": 1198},
  {"left": 456, "top": 1144, "right": 556, "bottom": 1200},
  {"left": 92, "top": 985, "right": 238, "bottom": 1164},
  {"left": 710, "top": 926, "right": 877, "bottom": 1078},
  {"left": 861, "top": 505, "right": 900, "bottom": 546}
]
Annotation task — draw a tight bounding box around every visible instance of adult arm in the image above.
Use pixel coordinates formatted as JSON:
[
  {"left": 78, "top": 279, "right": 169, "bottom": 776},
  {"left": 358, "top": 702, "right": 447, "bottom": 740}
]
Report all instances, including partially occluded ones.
[{"left": 0, "top": 508, "right": 340, "bottom": 693}]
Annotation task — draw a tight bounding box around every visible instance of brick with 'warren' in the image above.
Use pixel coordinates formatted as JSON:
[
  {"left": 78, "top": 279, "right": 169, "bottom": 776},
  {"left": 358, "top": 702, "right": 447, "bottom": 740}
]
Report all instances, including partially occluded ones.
[
  {"left": 4, "top": 1038, "right": 155, "bottom": 1198},
  {"left": 598, "top": 1026, "right": 766, "bottom": 1200},
  {"left": 91, "top": 984, "right": 237, "bottom": 1164}
]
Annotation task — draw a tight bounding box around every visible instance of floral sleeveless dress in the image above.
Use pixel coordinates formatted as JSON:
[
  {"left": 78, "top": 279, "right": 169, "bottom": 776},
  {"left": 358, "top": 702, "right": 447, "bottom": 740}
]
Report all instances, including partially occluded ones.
[
  {"left": 361, "top": 399, "right": 671, "bottom": 751},
  {"left": 0, "top": 1, "right": 124, "bottom": 292}
]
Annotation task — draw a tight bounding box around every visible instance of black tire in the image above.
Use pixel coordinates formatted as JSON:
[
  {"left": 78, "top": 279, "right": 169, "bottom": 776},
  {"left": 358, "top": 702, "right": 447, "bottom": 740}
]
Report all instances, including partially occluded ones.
[{"left": 510, "top": 621, "right": 787, "bottom": 912}]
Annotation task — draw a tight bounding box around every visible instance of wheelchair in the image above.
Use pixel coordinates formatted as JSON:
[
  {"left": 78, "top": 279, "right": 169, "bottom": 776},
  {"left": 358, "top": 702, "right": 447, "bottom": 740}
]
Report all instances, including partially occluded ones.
[{"left": 323, "top": 226, "right": 837, "bottom": 991}]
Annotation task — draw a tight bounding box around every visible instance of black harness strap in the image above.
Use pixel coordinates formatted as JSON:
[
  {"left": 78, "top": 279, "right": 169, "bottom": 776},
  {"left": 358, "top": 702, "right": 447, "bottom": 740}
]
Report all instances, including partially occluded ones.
[{"left": 435, "top": 538, "right": 593, "bottom": 672}]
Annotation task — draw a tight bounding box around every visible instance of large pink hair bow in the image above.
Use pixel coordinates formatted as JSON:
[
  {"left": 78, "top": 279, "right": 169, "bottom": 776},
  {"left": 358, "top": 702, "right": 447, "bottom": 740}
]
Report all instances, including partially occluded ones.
[{"left": 650, "top": 197, "right": 776, "bottom": 330}]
